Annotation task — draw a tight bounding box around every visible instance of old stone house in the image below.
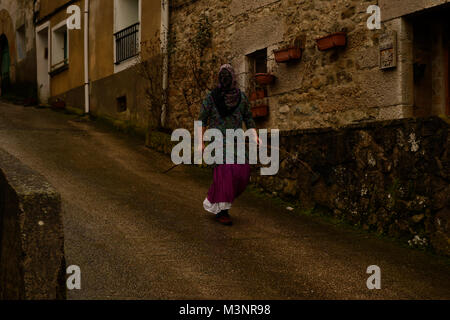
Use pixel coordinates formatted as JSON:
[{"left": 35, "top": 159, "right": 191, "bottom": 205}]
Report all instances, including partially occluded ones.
[
  {"left": 167, "top": 0, "right": 449, "bottom": 131},
  {"left": 34, "top": 0, "right": 163, "bottom": 133},
  {"left": 162, "top": 0, "right": 449, "bottom": 255},
  {"left": 0, "top": 0, "right": 37, "bottom": 98}
]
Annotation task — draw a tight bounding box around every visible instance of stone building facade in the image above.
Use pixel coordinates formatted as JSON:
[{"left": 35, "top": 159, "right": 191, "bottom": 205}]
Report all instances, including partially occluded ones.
[
  {"left": 167, "top": 0, "right": 450, "bottom": 131},
  {"left": 2, "top": 0, "right": 447, "bottom": 132},
  {"left": 0, "top": 0, "right": 37, "bottom": 98},
  {"left": 161, "top": 0, "right": 450, "bottom": 255}
]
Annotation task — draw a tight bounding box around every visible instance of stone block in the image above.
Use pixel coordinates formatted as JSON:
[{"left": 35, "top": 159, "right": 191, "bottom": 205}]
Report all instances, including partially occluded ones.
[{"left": 0, "top": 149, "right": 66, "bottom": 300}]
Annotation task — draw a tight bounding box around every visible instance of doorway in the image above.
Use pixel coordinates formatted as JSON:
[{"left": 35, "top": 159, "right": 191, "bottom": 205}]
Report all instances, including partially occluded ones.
[
  {"left": 0, "top": 34, "right": 10, "bottom": 96},
  {"left": 412, "top": 6, "right": 450, "bottom": 117},
  {"left": 36, "top": 23, "right": 50, "bottom": 104},
  {"left": 445, "top": 19, "right": 449, "bottom": 116}
]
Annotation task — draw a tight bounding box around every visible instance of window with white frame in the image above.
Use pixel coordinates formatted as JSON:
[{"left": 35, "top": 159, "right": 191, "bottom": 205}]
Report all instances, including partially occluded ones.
[
  {"left": 51, "top": 21, "right": 68, "bottom": 72},
  {"left": 16, "top": 25, "right": 26, "bottom": 61},
  {"left": 114, "top": 0, "right": 140, "bottom": 65}
]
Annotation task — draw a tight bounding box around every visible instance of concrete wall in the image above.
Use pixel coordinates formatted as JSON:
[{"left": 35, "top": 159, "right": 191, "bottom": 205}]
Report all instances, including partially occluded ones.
[
  {"left": 0, "top": 149, "right": 66, "bottom": 300},
  {"left": 0, "top": 0, "right": 37, "bottom": 97},
  {"left": 90, "top": 66, "right": 149, "bottom": 131}
]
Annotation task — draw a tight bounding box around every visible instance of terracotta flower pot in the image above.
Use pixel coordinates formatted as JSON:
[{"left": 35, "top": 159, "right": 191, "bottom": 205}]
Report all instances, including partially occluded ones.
[
  {"left": 316, "top": 32, "right": 347, "bottom": 51},
  {"left": 274, "top": 47, "right": 302, "bottom": 63},
  {"left": 274, "top": 49, "right": 290, "bottom": 63},
  {"left": 255, "top": 73, "right": 275, "bottom": 86},
  {"left": 288, "top": 47, "right": 302, "bottom": 60},
  {"left": 251, "top": 104, "right": 269, "bottom": 118},
  {"left": 250, "top": 89, "right": 266, "bottom": 101}
]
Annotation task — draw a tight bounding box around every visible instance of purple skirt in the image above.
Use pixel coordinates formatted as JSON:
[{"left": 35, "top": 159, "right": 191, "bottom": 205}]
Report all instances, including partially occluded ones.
[{"left": 203, "top": 164, "right": 251, "bottom": 214}]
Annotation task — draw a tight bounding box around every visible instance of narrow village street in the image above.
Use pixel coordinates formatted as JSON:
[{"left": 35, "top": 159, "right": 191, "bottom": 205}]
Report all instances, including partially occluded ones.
[{"left": 0, "top": 101, "right": 449, "bottom": 300}]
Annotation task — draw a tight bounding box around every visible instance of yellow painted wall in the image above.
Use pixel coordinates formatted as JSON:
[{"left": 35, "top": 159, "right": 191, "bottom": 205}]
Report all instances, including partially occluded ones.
[
  {"left": 141, "top": 0, "right": 162, "bottom": 49},
  {"left": 90, "top": 0, "right": 161, "bottom": 82},
  {"left": 38, "top": 0, "right": 72, "bottom": 19},
  {"left": 89, "top": 0, "right": 114, "bottom": 82},
  {"left": 48, "top": 0, "right": 85, "bottom": 97},
  {"left": 40, "top": 0, "right": 161, "bottom": 97}
]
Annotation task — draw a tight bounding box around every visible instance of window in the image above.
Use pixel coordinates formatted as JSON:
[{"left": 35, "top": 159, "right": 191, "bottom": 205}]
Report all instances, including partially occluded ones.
[
  {"left": 248, "top": 49, "right": 268, "bottom": 75},
  {"left": 246, "top": 48, "right": 268, "bottom": 91},
  {"left": 117, "top": 96, "right": 127, "bottom": 112},
  {"left": 114, "top": 0, "right": 140, "bottom": 66},
  {"left": 16, "top": 25, "right": 26, "bottom": 61},
  {"left": 115, "top": 0, "right": 139, "bottom": 32},
  {"left": 51, "top": 21, "right": 68, "bottom": 73}
]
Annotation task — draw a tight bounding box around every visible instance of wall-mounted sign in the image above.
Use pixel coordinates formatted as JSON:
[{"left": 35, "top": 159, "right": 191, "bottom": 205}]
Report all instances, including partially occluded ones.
[{"left": 379, "top": 31, "right": 397, "bottom": 70}]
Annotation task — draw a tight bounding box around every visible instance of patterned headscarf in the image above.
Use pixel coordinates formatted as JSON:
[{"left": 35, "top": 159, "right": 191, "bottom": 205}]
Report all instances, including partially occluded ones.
[
  {"left": 218, "top": 64, "right": 237, "bottom": 89},
  {"left": 212, "top": 64, "right": 242, "bottom": 118}
]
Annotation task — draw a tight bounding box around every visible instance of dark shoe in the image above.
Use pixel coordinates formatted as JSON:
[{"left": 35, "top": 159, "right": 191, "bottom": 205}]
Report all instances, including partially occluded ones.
[{"left": 216, "top": 210, "right": 233, "bottom": 226}]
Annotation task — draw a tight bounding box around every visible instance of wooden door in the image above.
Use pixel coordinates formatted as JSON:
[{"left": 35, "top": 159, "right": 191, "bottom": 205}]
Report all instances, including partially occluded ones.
[
  {"left": 446, "top": 19, "right": 450, "bottom": 116},
  {"left": 0, "top": 35, "right": 10, "bottom": 94},
  {"left": 446, "top": 35, "right": 449, "bottom": 116}
]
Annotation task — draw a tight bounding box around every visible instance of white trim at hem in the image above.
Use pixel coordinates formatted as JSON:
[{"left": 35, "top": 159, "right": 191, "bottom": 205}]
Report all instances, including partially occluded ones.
[{"left": 203, "top": 198, "right": 232, "bottom": 215}]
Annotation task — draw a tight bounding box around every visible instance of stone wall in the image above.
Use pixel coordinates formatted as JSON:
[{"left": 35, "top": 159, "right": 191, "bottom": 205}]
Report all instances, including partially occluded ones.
[
  {"left": 166, "top": 0, "right": 418, "bottom": 131},
  {"left": 0, "top": 149, "right": 66, "bottom": 300},
  {"left": 0, "top": 0, "right": 37, "bottom": 97},
  {"left": 252, "top": 116, "right": 450, "bottom": 256},
  {"left": 145, "top": 116, "right": 449, "bottom": 256}
]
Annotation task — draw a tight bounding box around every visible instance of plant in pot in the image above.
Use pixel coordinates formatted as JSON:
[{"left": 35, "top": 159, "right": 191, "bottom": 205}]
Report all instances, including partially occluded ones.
[
  {"left": 316, "top": 24, "right": 347, "bottom": 51},
  {"left": 248, "top": 78, "right": 269, "bottom": 118},
  {"left": 251, "top": 102, "right": 269, "bottom": 118},
  {"left": 250, "top": 88, "right": 266, "bottom": 101},
  {"left": 273, "top": 38, "right": 303, "bottom": 63}
]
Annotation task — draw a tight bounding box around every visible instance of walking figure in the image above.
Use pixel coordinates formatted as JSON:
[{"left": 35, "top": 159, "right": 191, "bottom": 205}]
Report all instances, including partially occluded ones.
[{"left": 198, "top": 64, "right": 259, "bottom": 226}]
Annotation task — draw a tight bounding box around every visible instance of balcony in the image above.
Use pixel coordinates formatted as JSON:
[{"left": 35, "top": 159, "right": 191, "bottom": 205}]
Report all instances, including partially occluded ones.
[{"left": 114, "top": 22, "right": 140, "bottom": 65}]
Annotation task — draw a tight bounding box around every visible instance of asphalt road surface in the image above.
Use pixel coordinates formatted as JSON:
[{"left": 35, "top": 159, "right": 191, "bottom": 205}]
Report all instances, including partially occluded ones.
[{"left": 0, "top": 101, "right": 449, "bottom": 300}]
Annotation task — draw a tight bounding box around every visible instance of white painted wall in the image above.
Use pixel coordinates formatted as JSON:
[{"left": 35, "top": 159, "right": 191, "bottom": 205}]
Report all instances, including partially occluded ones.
[
  {"left": 51, "top": 21, "right": 68, "bottom": 68},
  {"left": 115, "top": 0, "right": 139, "bottom": 31},
  {"left": 36, "top": 23, "right": 50, "bottom": 103},
  {"left": 113, "top": 0, "right": 141, "bottom": 73}
]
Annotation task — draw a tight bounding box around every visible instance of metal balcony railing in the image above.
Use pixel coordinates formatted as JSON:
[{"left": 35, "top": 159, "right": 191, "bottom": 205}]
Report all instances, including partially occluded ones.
[{"left": 114, "top": 22, "right": 140, "bottom": 64}]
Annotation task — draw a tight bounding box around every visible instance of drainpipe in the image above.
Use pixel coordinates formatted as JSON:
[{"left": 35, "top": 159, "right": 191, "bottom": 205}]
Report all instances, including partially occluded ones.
[
  {"left": 160, "top": 0, "right": 169, "bottom": 127},
  {"left": 84, "top": 0, "right": 90, "bottom": 114}
]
